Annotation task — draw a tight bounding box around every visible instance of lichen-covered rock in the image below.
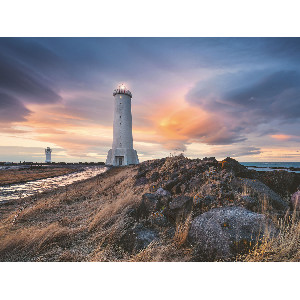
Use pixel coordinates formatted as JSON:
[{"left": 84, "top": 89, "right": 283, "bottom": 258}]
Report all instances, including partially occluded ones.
[{"left": 189, "top": 206, "right": 277, "bottom": 260}]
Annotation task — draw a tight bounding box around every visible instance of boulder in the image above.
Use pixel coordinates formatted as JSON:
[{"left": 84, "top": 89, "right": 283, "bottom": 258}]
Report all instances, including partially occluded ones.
[
  {"left": 136, "top": 169, "right": 148, "bottom": 179},
  {"left": 189, "top": 206, "right": 277, "bottom": 260},
  {"left": 171, "top": 184, "right": 182, "bottom": 194},
  {"left": 137, "top": 193, "right": 159, "bottom": 219},
  {"left": 169, "top": 195, "right": 193, "bottom": 210},
  {"left": 150, "top": 172, "right": 160, "bottom": 182},
  {"left": 233, "top": 177, "right": 288, "bottom": 212},
  {"left": 192, "top": 194, "right": 217, "bottom": 216},
  {"left": 163, "top": 179, "right": 180, "bottom": 192},
  {"left": 238, "top": 195, "right": 257, "bottom": 210},
  {"left": 171, "top": 172, "right": 179, "bottom": 180},
  {"left": 118, "top": 223, "right": 159, "bottom": 252},
  {"left": 180, "top": 184, "right": 187, "bottom": 193},
  {"left": 258, "top": 171, "right": 299, "bottom": 197},
  {"left": 133, "top": 224, "right": 159, "bottom": 251},
  {"left": 154, "top": 188, "right": 171, "bottom": 208},
  {"left": 155, "top": 187, "right": 171, "bottom": 198},
  {"left": 135, "top": 176, "right": 148, "bottom": 186},
  {"left": 165, "top": 195, "right": 193, "bottom": 223},
  {"left": 291, "top": 191, "right": 300, "bottom": 210},
  {"left": 149, "top": 211, "right": 168, "bottom": 227},
  {"left": 198, "top": 183, "right": 218, "bottom": 197}
]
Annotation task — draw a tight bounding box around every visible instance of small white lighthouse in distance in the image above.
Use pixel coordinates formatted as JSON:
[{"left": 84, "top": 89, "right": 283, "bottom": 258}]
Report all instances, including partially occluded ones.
[
  {"left": 45, "top": 147, "right": 52, "bottom": 163},
  {"left": 106, "top": 84, "right": 139, "bottom": 166}
]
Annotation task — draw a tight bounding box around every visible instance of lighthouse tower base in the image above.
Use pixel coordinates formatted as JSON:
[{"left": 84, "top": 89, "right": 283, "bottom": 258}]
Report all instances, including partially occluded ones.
[{"left": 106, "top": 148, "right": 139, "bottom": 166}]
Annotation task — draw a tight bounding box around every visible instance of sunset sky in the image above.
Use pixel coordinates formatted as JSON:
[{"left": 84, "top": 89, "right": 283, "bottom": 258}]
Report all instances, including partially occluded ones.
[{"left": 0, "top": 37, "right": 299, "bottom": 162}]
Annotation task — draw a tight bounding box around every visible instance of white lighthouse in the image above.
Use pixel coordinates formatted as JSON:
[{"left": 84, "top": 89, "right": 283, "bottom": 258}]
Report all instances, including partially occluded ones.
[
  {"left": 45, "top": 147, "right": 52, "bottom": 163},
  {"left": 106, "top": 84, "right": 139, "bottom": 166}
]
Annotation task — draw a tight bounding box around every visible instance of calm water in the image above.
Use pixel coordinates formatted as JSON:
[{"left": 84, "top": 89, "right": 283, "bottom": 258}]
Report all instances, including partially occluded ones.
[
  {"left": 0, "top": 166, "right": 108, "bottom": 202},
  {"left": 240, "top": 162, "right": 300, "bottom": 173}
]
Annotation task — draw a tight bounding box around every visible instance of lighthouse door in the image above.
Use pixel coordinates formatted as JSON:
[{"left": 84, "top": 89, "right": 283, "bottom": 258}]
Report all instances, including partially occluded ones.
[{"left": 115, "top": 156, "right": 124, "bottom": 166}]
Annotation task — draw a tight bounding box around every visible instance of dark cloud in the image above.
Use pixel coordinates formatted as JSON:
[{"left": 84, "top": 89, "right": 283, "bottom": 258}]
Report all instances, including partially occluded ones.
[
  {"left": 224, "top": 70, "right": 300, "bottom": 118},
  {"left": 186, "top": 69, "right": 300, "bottom": 145},
  {"left": 0, "top": 55, "right": 62, "bottom": 103},
  {"left": 0, "top": 38, "right": 64, "bottom": 124},
  {"left": 0, "top": 38, "right": 62, "bottom": 73},
  {"left": 0, "top": 92, "right": 30, "bottom": 122}
]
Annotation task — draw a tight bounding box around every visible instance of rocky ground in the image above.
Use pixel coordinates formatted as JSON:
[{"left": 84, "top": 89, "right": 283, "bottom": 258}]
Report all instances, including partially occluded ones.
[
  {"left": 0, "top": 155, "right": 299, "bottom": 262},
  {"left": 0, "top": 166, "right": 76, "bottom": 185}
]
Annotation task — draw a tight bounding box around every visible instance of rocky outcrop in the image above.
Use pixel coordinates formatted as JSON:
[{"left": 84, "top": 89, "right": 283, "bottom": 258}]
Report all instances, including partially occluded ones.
[
  {"left": 109, "top": 155, "right": 292, "bottom": 260},
  {"left": 189, "top": 206, "right": 277, "bottom": 260},
  {"left": 221, "top": 157, "right": 254, "bottom": 178}
]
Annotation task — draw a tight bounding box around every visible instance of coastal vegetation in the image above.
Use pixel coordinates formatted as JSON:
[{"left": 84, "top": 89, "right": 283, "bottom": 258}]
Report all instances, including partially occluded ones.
[{"left": 0, "top": 155, "right": 299, "bottom": 262}]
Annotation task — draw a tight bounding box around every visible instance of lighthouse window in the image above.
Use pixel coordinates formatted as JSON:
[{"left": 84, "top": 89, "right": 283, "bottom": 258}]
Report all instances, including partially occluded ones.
[{"left": 120, "top": 116, "right": 121, "bottom": 118}]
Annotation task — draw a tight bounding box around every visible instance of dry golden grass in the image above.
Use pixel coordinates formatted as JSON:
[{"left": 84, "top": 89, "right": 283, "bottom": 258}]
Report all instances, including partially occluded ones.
[
  {"left": 235, "top": 184, "right": 300, "bottom": 262},
  {"left": 0, "top": 222, "right": 83, "bottom": 261},
  {"left": 0, "top": 165, "right": 148, "bottom": 261},
  {"left": 130, "top": 239, "right": 193, "bottom": 262},
  {"left": 129, "top": 216, "right": 193, "bottom": 262},
  {"left": 172, "top": 215, "right": 192, "bottom": 248},
  {"left": 240, "top": 211, "right": 300, "bottom": 262}
]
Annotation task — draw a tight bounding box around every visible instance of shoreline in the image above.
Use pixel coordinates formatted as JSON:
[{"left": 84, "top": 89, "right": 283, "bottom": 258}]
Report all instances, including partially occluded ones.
[
  {"left": 0, "top": 166, "right": 78, "bottom": 186},
  {"left": 0, "top": 165, "right": 108, "bottom": 203}
]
